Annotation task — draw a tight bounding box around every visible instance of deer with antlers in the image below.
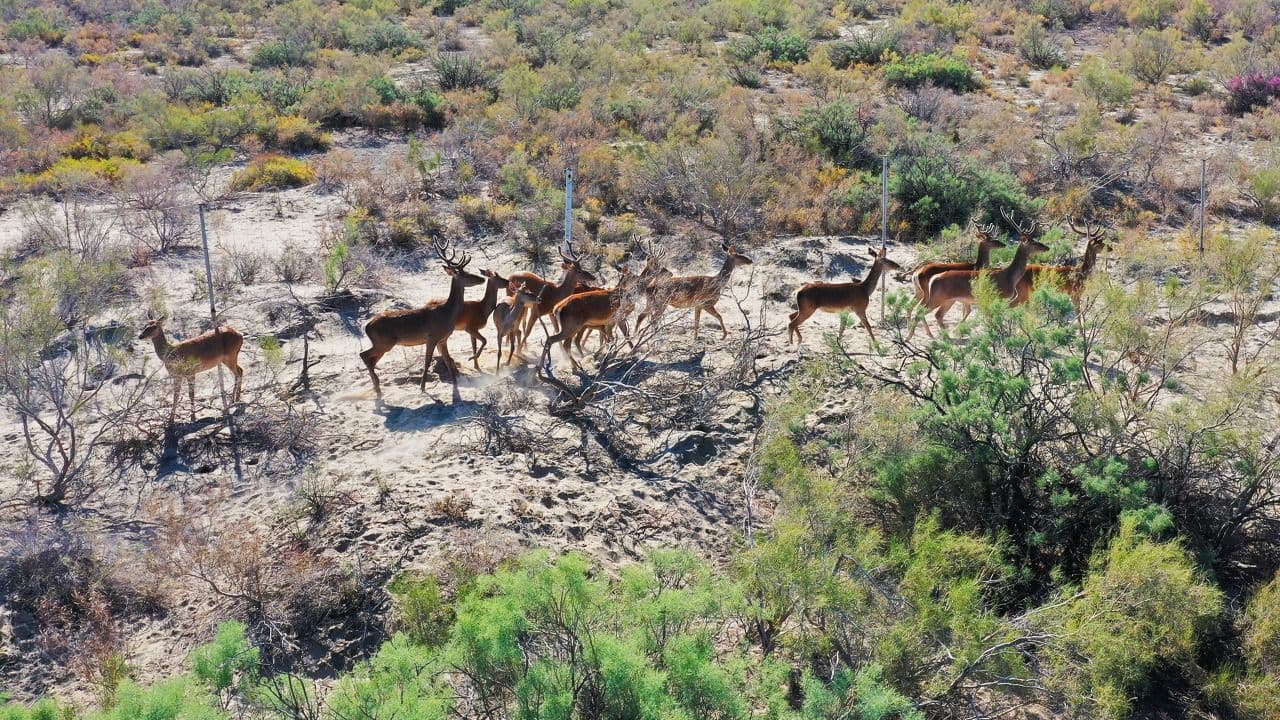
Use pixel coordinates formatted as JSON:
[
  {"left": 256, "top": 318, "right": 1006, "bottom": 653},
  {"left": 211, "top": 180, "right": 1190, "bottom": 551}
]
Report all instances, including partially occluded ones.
[
  {"left": 505, "top": 242, "right": 598, "bottom": 351},
  {"left": 910, "top": 214, "right": 1051, "bottom": 338},
  {"left": 1014, "top": 218, "right": 1111, "bottom": 307},
  {"left": 138, "top": 317, "right": 244, "bottom": 423},
  {"left": 453, "top": 269, "right": 509, "bottom": 370},
  {"left": 905, "top": 222, "right": 1006, "bottom": 323},
  {"left": 635, "top": 241, "right": 753, "bottom": 340},
  {"left": 788, "top": 245, "right": 903, "bottom": 345},
  {"left": 360, "top": 237, "right": 483, "bottom": 402},
  {"left": 490, "top": 281, "right": 542, "bottom": 372}
]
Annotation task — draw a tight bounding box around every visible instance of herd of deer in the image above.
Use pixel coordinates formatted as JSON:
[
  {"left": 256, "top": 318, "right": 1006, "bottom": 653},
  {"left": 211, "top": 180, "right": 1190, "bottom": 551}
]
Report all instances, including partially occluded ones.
[{"left": 137, "top": 216, "right": 1110, "bottom": 420}]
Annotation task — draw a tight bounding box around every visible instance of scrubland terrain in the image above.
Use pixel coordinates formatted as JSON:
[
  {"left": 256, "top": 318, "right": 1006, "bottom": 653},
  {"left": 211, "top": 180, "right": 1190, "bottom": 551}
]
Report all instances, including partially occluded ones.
[{"left": 3, "top": 0, "right": 1280, "bottom": 719}]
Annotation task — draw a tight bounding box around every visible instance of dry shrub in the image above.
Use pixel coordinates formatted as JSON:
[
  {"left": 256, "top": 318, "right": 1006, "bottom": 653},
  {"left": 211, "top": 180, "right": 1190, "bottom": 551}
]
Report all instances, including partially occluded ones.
[
  {"left": 431, "top": 492, "right": 474, "bottom": 522},
  {"left": 0, "top": 524, "right": 163, "bottom": 684},
  {"left": 150, "top": 509, "right": 358, "bottom": 647}
]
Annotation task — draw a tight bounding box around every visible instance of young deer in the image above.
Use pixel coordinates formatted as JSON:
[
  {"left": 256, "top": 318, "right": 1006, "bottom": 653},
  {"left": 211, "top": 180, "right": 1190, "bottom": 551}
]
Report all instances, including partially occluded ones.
[
  {"left": 788, "top": 245, "right": 903, "bottom": 345},
  {"left": 453, "top": 269, "right": 509, "bottom": 369},
  {"left": 138, "top": 317, "right": 244, "bottom": 422},
  {"left": 912, "top": 220, "right": 1051, "bottom": 338},
  {"left": 906, "top": 223, "right": 1005, "bottom": 323},
  {"left": 505, "top": 243, "right": 597, "bottom": 350},
  {"left": 491, "top": 281, "right": 541, "bottom": 372},
  {"left": 1014, "top": 218, "right": 1111, "bottom": 307},
  {"left": 360, "top": 238, "right": 483, "bottom": 402},
  {"left": 636, "top": 241, "right": 753, "bottom": 339}
]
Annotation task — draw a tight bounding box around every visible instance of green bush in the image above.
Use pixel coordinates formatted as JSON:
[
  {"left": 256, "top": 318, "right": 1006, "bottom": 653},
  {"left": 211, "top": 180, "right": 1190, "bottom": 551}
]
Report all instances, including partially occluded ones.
[
  {"left": 251, "top": 40, "right": 310, "bottom": 68},
  {"left": 754, "top": 27, "right": 810, "bottom": 63},
  {"left": 1015, "top": 18, "right": 1066, "bottom": 69},
  {"left": 1041, "top": 519, "right": 1222, "bottom": 718},
  {"left": 795, "top": 100, "right": 875, "bottom": 170},
  {"left": 1077, "top": 56, "right": 1134, "bottom": 110},
  {"left": 883, "top": 53, "right": 979, "bottom": 92},
  {"left": 259, "top": 115, "right": 332, "bottom": 152},
  {"left": 827, "top": 30, "right": 899, "bottom": 69},
  {"left": 228, "top": 154, "right": 315, "bottom": 192},
  {"left": 388, "top": 574, "right": 454, "bottom": 649}
]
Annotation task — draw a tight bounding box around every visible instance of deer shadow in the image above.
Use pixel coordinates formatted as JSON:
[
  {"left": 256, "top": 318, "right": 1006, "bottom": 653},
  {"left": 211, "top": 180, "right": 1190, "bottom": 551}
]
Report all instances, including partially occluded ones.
[{"left": 375, "top": 397, "right": 483, "bottom": 432}]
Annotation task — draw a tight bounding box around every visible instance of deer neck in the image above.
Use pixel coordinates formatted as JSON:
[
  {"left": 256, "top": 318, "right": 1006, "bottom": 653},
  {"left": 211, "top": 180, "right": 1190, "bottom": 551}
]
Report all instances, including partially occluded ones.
[
  {"left": 998, "top": 242, "right": 1035, "bottom": 287},
  {"left": 444, "top": 276, "right": 469, "bottom": 316},
  {"left": 1077, "top": 242, "right": 1101, "bottom": 279},
  {"left": 480, "top": 278, "right": 502, "bottom": 314},
  {"left": 149, "top": 331, "right": 173, "bottom": 360},
  {"left": 975, "top": 241, "right": 993, "bottom": 269},
  {"left": 555, "top": 267, "right": 581, "bottom": 292},
  {"left": 862, "top": 258, "right": 885, "bottom": 292}
]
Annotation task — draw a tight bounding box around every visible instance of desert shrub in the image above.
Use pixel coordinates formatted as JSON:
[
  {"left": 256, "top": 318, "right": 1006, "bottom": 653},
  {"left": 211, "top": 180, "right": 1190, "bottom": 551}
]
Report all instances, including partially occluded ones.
[
  {"left": 258, "top": 115, "right": 331, "bottom": 152},
  {"left": 826, "top": 29, "right": 899, "bottom": 69},
  {"left": 1126, "top": 27, "right": 1187, "bottom": 85},
  {"left": 890, "top": 150, "right": 1036, "bottom": 237},
  {"left": 5, "top": 7, "right": 70, "bottom": 44},
  {"left": 1077, "top": 56, "right": 1135, "bottom": 110},
  {"left": 433, "top": 52, "right": 491, "bottom": 91},
  {"left": 1226, "top": 71, "right": 1280, "bottom": 114},
  {"left": 883, "top": 53, "right": 978, "bottom": 93},
  {"left": 251, "top": 40, "right": 310, "bottom": 68},
  {"left": 794, "top": 100, "right": 875, "bottom": 169},
  {"left": 754, "top": 27, "right": 810, "bottom": 63},
  {"left": 18, "top": 157, "right": 141, "bottom": 194},
  {"left": 345, "top": 20, "right": 423, "bottom": 54},
  {"left": 1245, "top": 165, "right": 1280, "bottom": 222},
  {"left": 388, "top": 574, "right": 454, "bottom": 648},
  {"left": 189, "top": 621, "right": 260, "bottom": 708},
  {"left": 228, "top": 154, "right": 315, "bottom": 192},
  {"left": 1015, "top": 18, "right": 1066, "bottom": 70},
  {"left": 1245, "top": 571, "right": 1280, "bottom": 675},
  {"left": 1040, "top": 519, "right": 1222, "bottom": 719}
]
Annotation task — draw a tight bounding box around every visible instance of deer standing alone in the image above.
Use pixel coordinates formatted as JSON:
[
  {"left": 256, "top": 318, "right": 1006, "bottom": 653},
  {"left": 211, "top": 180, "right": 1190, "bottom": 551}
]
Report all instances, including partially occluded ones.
[
  {"left": 635, "top": 241, "right": 753, "bottom": 339},
  {"left": 788, "top": 245, "right": 903, "bottom": 345},
  {"left": 911, "top": 217, "right": 1051, "bottom": 338},
  {"left": 138, "top": 317, "right": 244, "bottom": 423},
  {"left": 359, "top": 238, "right": 483, "bottom": 402}
]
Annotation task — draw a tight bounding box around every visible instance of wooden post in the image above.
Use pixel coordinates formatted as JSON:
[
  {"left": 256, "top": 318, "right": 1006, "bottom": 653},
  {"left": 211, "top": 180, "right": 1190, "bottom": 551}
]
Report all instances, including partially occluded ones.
[
  {"left": 564, "top": 168, "right": 574, "bottom": 247},
  {"left": 198, "top": 204, "right": 239, "bottom": 476},
  {"left": 1199, "top": 158, "right": 1207, "bottom": 258},
  {"left": 880, "top": 154, "right": 888, "bottom": 322}
]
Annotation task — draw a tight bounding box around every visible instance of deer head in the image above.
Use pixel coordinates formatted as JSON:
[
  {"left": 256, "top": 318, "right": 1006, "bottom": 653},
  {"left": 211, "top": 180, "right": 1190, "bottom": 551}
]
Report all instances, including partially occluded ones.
[{"left": 433, "top": 237, "right": 484, "bottom": 286}]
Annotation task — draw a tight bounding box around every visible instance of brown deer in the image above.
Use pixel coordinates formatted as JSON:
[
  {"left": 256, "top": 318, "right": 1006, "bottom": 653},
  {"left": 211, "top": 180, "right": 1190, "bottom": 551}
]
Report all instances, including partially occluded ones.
[
  {"left": 138, "top": 317, "right": 244, "bottom": 422},
  {"left": 911, "top": 217, "right": 1051, "bottom": 338},
  {"left": 1014, "top": 218, "right": 1111, "bottom": 307},
  {"left": 491, "top": 281, "right": 542, "bottom": 372},
  {"left": 544, "top": 268, "right": 646, "bottom": 371},
  {"left": 504, "top": 243, "right": 597, "bottom": 350},
  {"left": 906, "top": 222, "right": 1006, "bottom": 323},
  {"left": 454, "top": 269, "right": 509, "bottom": 370},
  {"left": 788, "top": 245, "right": 903, "bottom": 345},
  {"left": 359, "top": 238, "right": 483, "bottom": 402},
  {"left": 635, "top": 241, "right": 753, "bottom": 339}
]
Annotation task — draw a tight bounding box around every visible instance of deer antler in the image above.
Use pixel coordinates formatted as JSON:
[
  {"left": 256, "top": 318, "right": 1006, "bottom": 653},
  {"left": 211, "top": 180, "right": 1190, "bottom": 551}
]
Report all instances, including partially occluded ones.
[
  {"left": 432, "top": 236, "right": 471, "bottom": 271},
  {"left": 1000, "top": 208, "right": 1038, "bottom": 239}
]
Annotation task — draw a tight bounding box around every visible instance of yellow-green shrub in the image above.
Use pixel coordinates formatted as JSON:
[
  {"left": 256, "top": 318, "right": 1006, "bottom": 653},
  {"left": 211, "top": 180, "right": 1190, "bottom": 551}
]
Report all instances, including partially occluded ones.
[
  {"left": 260, "top": 115, "right": 331, "bottom": 152},
  {"left": 228, "top": 154, "right": 315, "bottom": 192},
  {"left": 19, "top": 156, "right": 141, "bottom": 193}
]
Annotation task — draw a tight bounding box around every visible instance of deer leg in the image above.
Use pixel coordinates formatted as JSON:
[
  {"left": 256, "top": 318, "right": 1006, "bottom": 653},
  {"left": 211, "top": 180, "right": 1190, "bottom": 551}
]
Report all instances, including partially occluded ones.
[
  {"left": 361, "top": 348, "right": 384, "bottom": 400},
  {"left": 959, "top": 302, "right": 973, "bottom": 322},
  {"left": 468, "top": 329, "right": 486, "bottom": 369},
  {"left": 227, "top": 360, "right": 244, "bottom": 403},
  {"left": 438, "top": 340, "right": 459, "bottom": 387},
  {"left": 934, "top": 303, "right": 952, "bottom": 333},
  {"left": 692, "top": 308, "right": 702, "bottom": 340},
  {"left": 188, "top": 379, "right": 196, "bottom": 420},
  {"left": 170, "top": 378, "right": 180, "bottom": 423},
  {"left": 856, "top": 308, "right": 876, "bottom": 344},
  {"left": 618, "top": 319, "right": 635, "bottom": 351},
  {"left": 420, "top": 343, "right": 437, "bottom": 391},
  {"left": 703, "top": 304, "right": 727, "bottom": 338},
  {"left": 494, "top": 334, "right": 503, "bottom": 374}
]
